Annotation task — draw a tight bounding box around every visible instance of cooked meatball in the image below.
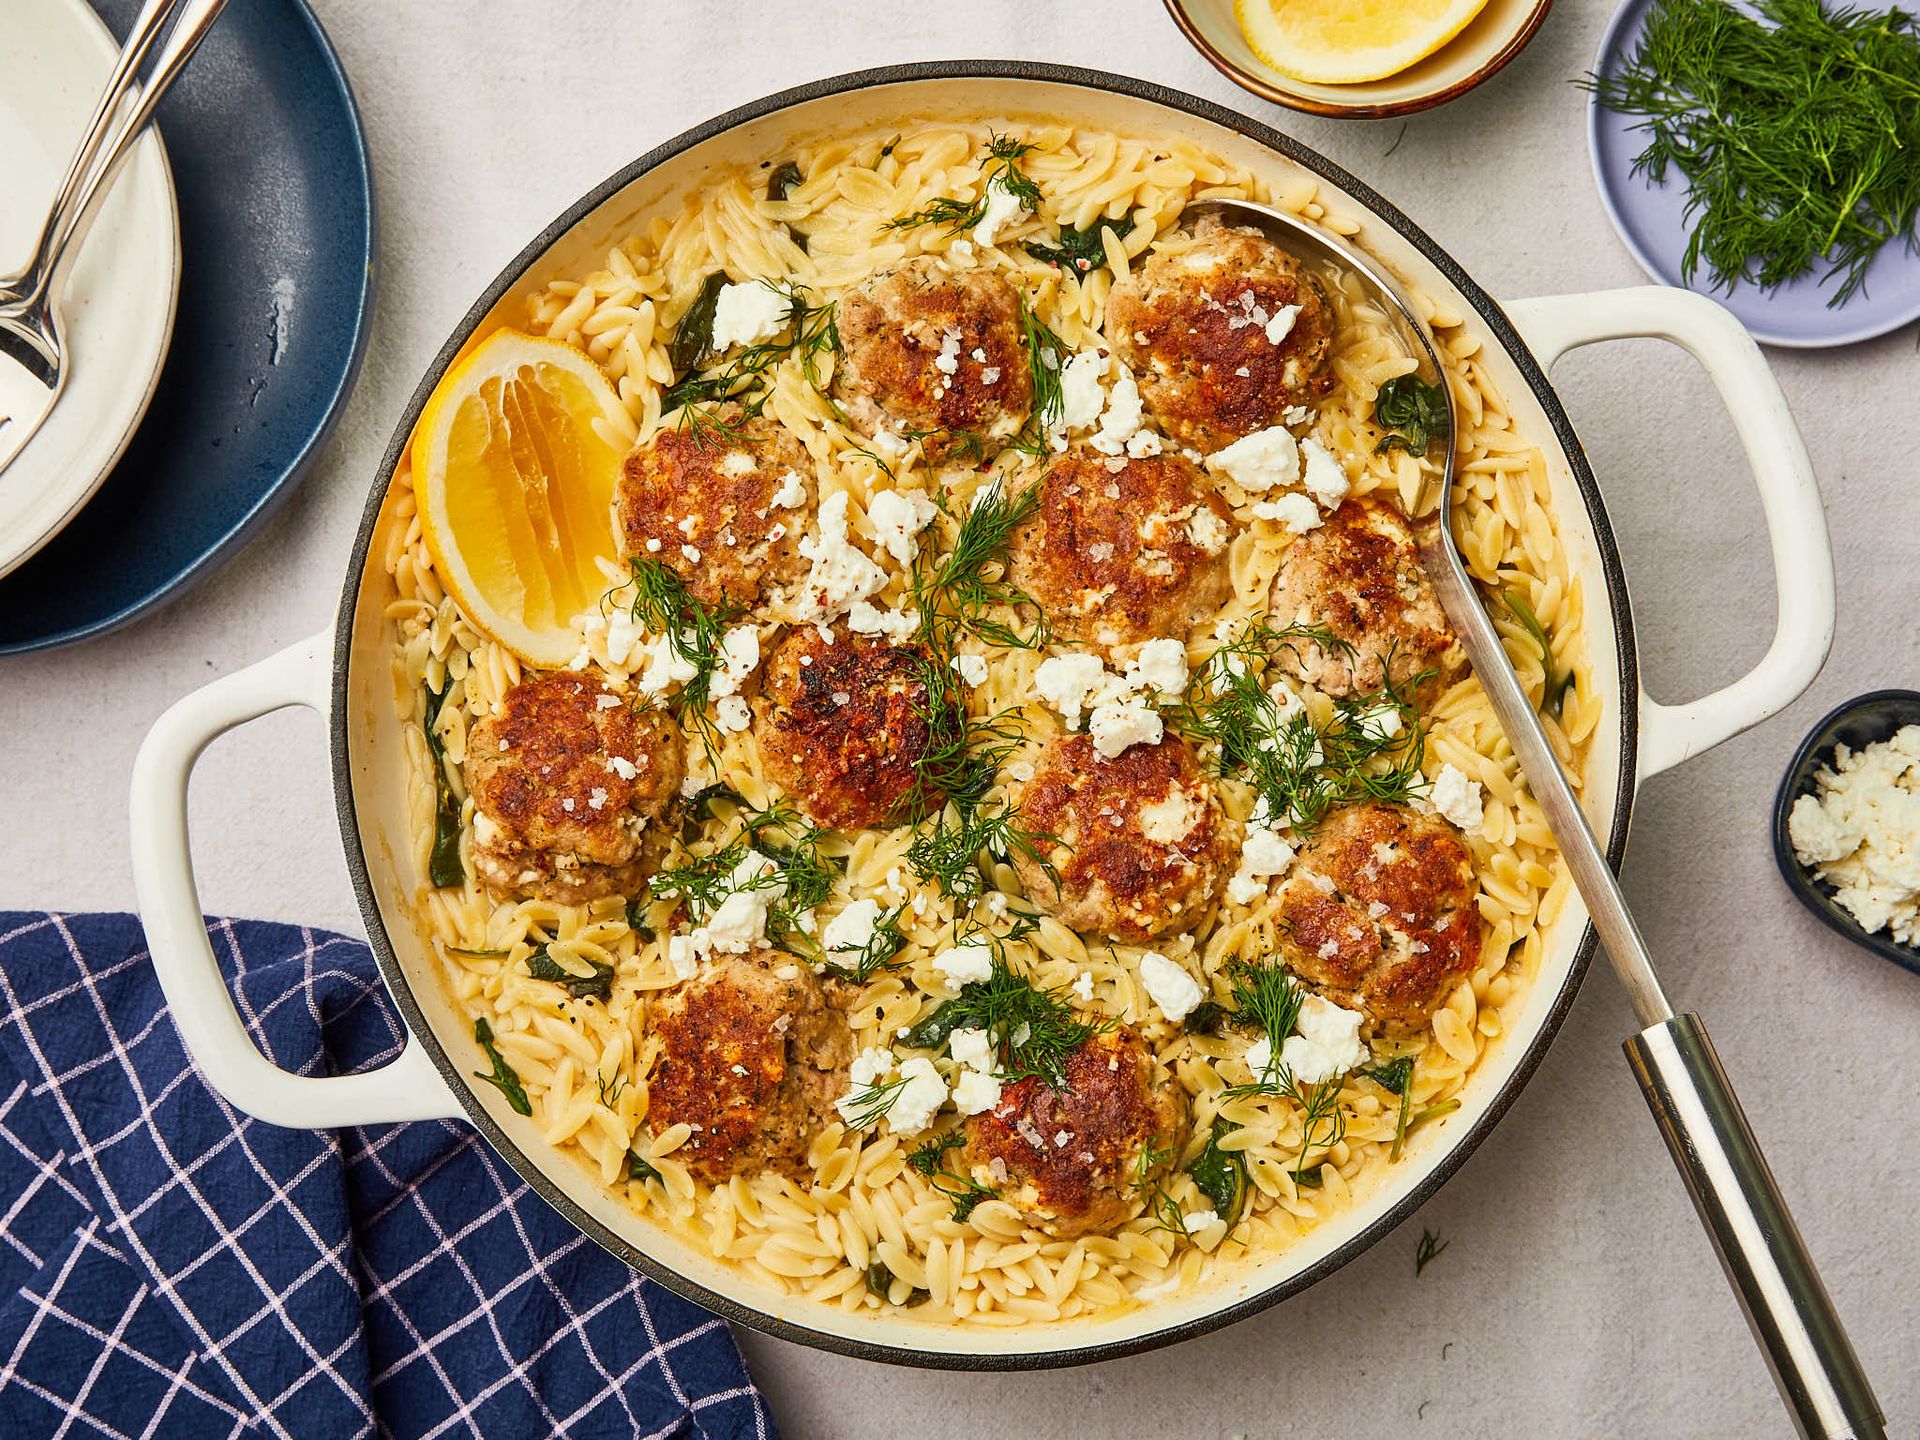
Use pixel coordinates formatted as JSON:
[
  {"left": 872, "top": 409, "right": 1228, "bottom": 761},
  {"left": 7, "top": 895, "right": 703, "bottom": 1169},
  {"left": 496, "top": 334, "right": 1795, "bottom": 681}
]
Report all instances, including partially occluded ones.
[
  {"left": 1104, "top": 215, "right": 1336, "bottom": 453},
  {"left": 1267, "top": 495, "right": 1460, "bottom": 702},
  {"left": 615, "top": 406, "right": 813, "bottom": 610},
  {"left": 959, "top": 1024, "right": 1185, "bottom": 1238},
  {"left": 833, "top": 257, "right": 1032, "bottom": 465},
  {"left": 1005, "top": 446, "right": 1234, "bottom": 653},
  {"left": 466, "top": 669, "right": 681, "bottom": 903},
  {"left": 1010, "top": 732, "right": 1236, "bottom": 944},
  {"left": 1277, "top": 803, "right": 1480, "bottom": 1031},
  {"left": 753, "top": 627, "right": 942, "bottom": 830},
  {"left": 644, "top": 950, "right": 850, "bottom": 1183}
]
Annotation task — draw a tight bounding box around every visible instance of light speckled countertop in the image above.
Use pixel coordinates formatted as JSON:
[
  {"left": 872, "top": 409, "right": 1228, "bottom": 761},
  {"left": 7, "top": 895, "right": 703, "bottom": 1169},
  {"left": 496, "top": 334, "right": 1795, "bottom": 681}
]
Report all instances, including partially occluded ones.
[{"left": 3, "top": 2, "right": 1915, "bottom": 1433}]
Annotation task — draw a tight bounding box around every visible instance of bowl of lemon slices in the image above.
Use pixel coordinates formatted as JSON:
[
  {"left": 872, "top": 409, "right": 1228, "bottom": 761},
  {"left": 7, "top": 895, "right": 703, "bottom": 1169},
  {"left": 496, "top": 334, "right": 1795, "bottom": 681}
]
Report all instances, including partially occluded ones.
[{"left": 1166, "top": 0, "right": 1553, "bottom": 117}]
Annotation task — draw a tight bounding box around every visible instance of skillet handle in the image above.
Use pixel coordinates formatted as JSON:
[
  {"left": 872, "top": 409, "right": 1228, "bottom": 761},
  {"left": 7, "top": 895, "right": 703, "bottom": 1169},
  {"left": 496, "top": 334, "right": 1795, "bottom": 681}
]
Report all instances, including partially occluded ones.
[
  {"left": 128, "top": 629, "right": 464, "bottom": 1129},
  {"left": 1503, "top": 288, "right": 1833, "bottom": 777},
  {"left": 1627, "top": 1016, "right": 1885, "bottom": 1440}
]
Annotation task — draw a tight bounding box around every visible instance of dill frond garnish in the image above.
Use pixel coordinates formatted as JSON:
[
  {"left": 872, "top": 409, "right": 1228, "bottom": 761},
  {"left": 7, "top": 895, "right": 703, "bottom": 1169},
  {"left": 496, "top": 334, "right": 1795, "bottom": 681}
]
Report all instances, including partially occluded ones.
[
  {"left": 905, "top": 803, "right": 1054, "bottom": 906},
  {"left": 1503, "top": 588, "right": 1574, "bottom": 719},
  {"left": 821, "top": 901, "right": 909, "bottom": 984},
  {"left": 1415, "top": 1226, "right": 1450, "bottom": 1276},
  {"left": 1008, "top": 301, "right": 1069, "bottom": 457},
  {"left": 1582, "top": 0, "right": 1920, "bottom": 307},
  {"left": 650, "top": 793, "right": 844, "bottom": 944},
  {"left": 906, "top": 1130, "right": 999, "bottom": 1222},
  {"left": 660, "top": 280, "right": 839, "bottom": 436},
  {"left": 838, "top": 1073, "right": 911, "bottom": 1131},
  {"left": 1173, "top": 620, "right": 1431, "bottom": 835},
  {"left": 1224, "top": 960, "right": 1305, "bottom": 1088},
  {"left": 1133, "top": 1139, "right": 1189, "bottom": 1237},
  {"left": 890, "top": 132, "right": 1040, "bottom": 233},
  {"left": 900, "top": 953, "right": 1102, "bottom": 1088},
  {"left": 618, "top": 556, "right": 745, "bottom": 751},
  {"left": 911, "top": 481, "right": 1048, "bottom": 653}
]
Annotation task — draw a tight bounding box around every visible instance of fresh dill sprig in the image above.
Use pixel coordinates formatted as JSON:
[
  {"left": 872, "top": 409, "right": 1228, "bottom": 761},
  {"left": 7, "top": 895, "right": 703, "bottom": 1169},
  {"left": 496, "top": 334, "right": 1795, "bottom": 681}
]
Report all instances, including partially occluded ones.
[
  {"left": 618, "top": 556, "right": 746, "bottom": 750},
  {"left": 1008, "top": 301, "right": 1069, "bottom": 457},
  {"left": 1291, "top": 1077, "right": 1349, "bottom": 1183},
  {"left": 837, "top": 1073, "right": 911, "bottom": 1131},
  {"left": 905, "top": 1130, "right": 999, "bottom": 1222},
  {"left": 1504, "top": 588, "right": 1575, "bottom": 720},
  {"left": 901, "top": 646, "right": 1024, "bottom": 823},
  {"left": 595, "top": 1068, "right": 627, "bottom": 1108},
  {"left": 905, "top": 802, "right": 1054, "bottom": 906},
  {"left": 1225, "top": 960, "right": 1305, "bottom": 1091},
  {"left": 911, "top": 481, "right": 1048, "bottom": 652},
  {"left": 1173, "top": 620, "right": 1431, "bottom": 835},
  {"left": 1581, "top": 0, "right": 1920, "bottom": 307},
  {"left": 1415, "top": 1226, "right": 1450, "bottom": 1276},
  {"left": 890, "top": 133, "right": 1040, "bottom": 233},
  {"left": 650, "top": 794, "right": 843, "bottom": 944},
  {"left": 661, "top": 280, "right": 840, "bottom": 434},
  {"left": 821, "top": 901, "right": 909, "bottom": 984},
  {"left": 1132, "top": 1139, "right": 1189, "bottom": 1238},
  {"left": 901, "top": 953, "right": 1102, "bottom": 1088}
]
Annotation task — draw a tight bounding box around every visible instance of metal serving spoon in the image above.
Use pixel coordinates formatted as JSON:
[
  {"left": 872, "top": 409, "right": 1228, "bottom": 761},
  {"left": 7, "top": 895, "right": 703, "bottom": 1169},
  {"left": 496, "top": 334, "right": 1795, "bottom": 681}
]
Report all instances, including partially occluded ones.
[
  {"left": 1185, "top": 196, "right": 1885, "bottom": 1440},
  {"left": 0, "top": 0, "right": 230, "bottom": 478}
]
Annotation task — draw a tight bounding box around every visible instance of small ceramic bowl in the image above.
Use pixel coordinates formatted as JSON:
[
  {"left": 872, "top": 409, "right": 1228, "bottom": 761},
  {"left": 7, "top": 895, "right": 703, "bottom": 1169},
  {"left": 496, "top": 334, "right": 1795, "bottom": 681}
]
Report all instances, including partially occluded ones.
[
  {"left": 1771, "top": 690, "right": 1920, "bottom": 979},
  {"left": 1163, "top": 0, "right": 1554, "bottom": 119}
]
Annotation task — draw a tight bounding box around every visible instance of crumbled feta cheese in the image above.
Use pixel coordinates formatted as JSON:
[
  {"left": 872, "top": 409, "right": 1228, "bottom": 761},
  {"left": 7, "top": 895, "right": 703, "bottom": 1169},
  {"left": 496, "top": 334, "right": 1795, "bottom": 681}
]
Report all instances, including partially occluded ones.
[
  {"left": 1034, "top": 652, "right": 1111, "bottom": 728},
  {"left": 1243, "top": 1034, "right": 1273, "bottom": 1079},
  {"left": 823, "top": 898, "right": 883, "bottom": 955},
  {"left": 770, "top": 469, "right": 807, "bottom": 509},
  {"left": 1124, "top": 638, "right": 1189, "bottom": 697},
  {"left": 1227, "top": 824, "right": 1297, "bottom": 904},
  {"left": 666, "top": 934, "right": 700, "bottom": 980},
  {"left": 633, "top": 635, "right": 699, "bottom": 699},
  {"left": 1186, "top": 507, "right": 1230, "bottom": 554},
  {"left": 1430, "top": 763, "right": 1485, "bottom": 834},
  {"left": 871, "top": 426, "right": 910, "bottom": 460},
  {"left": 720, "top": 451, "right": 758, "bottom": 477},
  {"left": 1056, "top": 350, "right": 1108, "bottom": 432},
  {"left": 946, "top": 238, "right": 975, "bottom": 265},
  {"left": 934, "top": 327, "right": 962, "bottom": 377},
  {"left": 1356, "top": 705, "right": 1402, "bottom": 742},
  {"left": 1264, "top": 304, "right": 1300, "bottom": 345},
  {"left": 701, "top": 852, "right": 782, "bottom": 952},
  {"left": 948, "top": 1027, "right": 994, "bottom": 1070},
  {"left": 795, "top": 490, "right": 888, "bottom": 624},
  {"left": 1138, "top": 951, "right": 1204, "bottom": 1023},
  {"left": 849, "top": 1047, "right": 894, "bottom": 1088},
  {"left": 1206, "top": 426, "right": 1300, "bottom": 492},
  {"left": 1126, "top": 428, "right": 1163, "bottom": 458},
  {"left": 587, "top": 787, "right": 608, "bottom": 810},
  {"left": 886, "top": 1058, "right": 948, "bottom": 1135},
  {"left": 1299, "top": 438, "right": 1350, "bottom": 509},
  {"left": 1071, "top": 971, "right": 1095, "bottom": 1003},
  {"left": 1088, "top": 700, "right": 1163, "bottom": 759},
  {"left": 866, "top": 488, "right": 939, "bottom": 566},
  {"left": 713, "top": 696, "right": 750, "bottom": 733},
  {"left": 709, "top": 624, "right": 761, "bottom": 699},
  {"left": 1788, "top": 725, "right": 1920, "bottom": 943},
  {"left": 1278, "top": 994, "right": 1368, "bottom": 1085},
  {"left": 951, "top": 652, "right": 989, "bottom": 686},
  {"left": 846, "top": 600, "right": 919, "bottom": 643},
  {"left": 972, "top": 173, "right": 1030, "bottom": 246},
  {"left": 607, "top": 754, "right": 639, "bottom": 781},
  {"left": 932, "top": 942, "right": 994, "bottom": 988},
  {"left": 709, "top": 279, "right": 790, "bottom": 351},
  {"left": 1251, "top": 492, "right": 1323, "bottom": 533},
  {"left": 1089, "top": 367, "right": 1144, "bottom": 456},
  {"left": 1139, "top": 785, "right": 1202, "bottom": 845},
  {"left": 950, "top": 1067, "right": 1003, "bottom": 1116},
  {"left": 1182, "top": 1208, "right": 1220, "bottom": 1235}
]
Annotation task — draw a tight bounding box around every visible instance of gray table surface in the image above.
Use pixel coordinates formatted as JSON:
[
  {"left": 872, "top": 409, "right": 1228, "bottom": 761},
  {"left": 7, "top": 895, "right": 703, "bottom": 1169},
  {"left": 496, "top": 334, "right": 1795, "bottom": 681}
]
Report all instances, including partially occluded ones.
[{"left": 4, "top": 1, "right": 1916, "bottom": 1434}]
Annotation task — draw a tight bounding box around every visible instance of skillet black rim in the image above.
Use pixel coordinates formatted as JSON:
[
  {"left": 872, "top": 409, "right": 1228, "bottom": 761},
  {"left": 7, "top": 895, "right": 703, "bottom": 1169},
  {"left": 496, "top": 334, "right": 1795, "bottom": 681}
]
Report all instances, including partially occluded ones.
[{"left": 332, "top": 59, "right": 1639, "bottom": 1371}]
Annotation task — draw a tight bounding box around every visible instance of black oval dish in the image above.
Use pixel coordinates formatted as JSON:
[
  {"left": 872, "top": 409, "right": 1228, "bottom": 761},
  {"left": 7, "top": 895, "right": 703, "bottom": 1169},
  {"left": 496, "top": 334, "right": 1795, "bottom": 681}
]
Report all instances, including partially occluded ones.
[{"left": 1772, "top": 689, "right": 1920, "bottom": 979}]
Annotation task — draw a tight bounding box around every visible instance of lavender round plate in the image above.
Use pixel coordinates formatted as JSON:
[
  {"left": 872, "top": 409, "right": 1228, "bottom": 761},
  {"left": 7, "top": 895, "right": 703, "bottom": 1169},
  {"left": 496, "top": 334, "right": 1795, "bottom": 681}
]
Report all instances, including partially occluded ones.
[{"left": 1588, "top": 0, "right": 1920, "bottom": 348}]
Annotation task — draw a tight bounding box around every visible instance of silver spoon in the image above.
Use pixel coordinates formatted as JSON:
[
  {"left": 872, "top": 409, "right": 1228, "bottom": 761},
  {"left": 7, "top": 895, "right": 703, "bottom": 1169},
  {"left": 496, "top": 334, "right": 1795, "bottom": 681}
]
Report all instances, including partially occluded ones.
[
  {"left": 0, "top": 0, "right": 231, "bottom": 479},
  {"left": 1185, "top": 196, "right": 1885, "bottom": 1440}
]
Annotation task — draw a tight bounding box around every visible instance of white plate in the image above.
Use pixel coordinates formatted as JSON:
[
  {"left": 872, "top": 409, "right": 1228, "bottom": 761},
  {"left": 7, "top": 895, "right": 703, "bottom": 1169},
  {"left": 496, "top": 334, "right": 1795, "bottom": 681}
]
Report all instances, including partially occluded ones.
[{"left": 0, "top": 0, "right": 179, "bottom": 580}]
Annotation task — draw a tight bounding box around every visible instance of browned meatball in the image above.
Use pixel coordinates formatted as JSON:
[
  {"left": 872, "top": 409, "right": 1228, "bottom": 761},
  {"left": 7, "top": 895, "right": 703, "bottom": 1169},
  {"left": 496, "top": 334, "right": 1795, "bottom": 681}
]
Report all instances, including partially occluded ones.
[
  {"left": 753, "top": 628, "right": 942, "bottom": 830},
  {"left": 1105, "top": 216, "right": 1336, "bottom": 453},
  {"left": 615, "top": 406, "right": 813, "bottom": 611},
  {"left": 466, "top": 670, "right": 681, "bottom": 903},
  {"left": 833, "top": 257, "right": 1032, "bottom": 465},
  {"left": 643, "top": 950, "right": 850, "bottom": 1184},
  {"left": 1005, "top": 447, "right": 1233, "bottom": 653},
  {"left": 1267, "top": 495, "right": 1461, "bottom": 702},
  {"left": 1277, "top": 803, "right": 1480, "bottom": 1032},
  {"left": 1010, "top": 732, "right": 1236, "bottom": 944},
  {"left": 958, "top": 1024, "right": 1185, "bottom": 1238}
]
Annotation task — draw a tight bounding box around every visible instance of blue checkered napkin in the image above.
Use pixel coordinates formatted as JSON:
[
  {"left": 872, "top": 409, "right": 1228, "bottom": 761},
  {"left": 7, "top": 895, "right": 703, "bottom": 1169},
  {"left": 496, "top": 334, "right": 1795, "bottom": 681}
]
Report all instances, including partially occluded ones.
[{"left": 0, "top": 912, "right": 779, "bottom": 1440}]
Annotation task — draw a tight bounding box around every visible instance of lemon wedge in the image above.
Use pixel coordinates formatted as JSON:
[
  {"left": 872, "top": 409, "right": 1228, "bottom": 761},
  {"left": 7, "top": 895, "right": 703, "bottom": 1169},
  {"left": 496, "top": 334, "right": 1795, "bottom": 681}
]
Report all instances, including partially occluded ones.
[
  {"left": 1234, "top": 0, "right": 1492, "bottom": 85},
  {"left": 413, "top": 329, "right": 634, "bottom": 668}
]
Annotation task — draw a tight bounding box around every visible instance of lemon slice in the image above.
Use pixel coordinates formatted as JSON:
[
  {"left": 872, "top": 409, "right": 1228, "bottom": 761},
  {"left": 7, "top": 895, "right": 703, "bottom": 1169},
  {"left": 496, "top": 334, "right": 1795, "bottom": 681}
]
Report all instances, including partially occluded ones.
[
  {"left": 1234, "top": 0, "right": 1492, "bottom": 85},
  {"left": 413, "top": 329, "right": 634, "bottom": 668}
]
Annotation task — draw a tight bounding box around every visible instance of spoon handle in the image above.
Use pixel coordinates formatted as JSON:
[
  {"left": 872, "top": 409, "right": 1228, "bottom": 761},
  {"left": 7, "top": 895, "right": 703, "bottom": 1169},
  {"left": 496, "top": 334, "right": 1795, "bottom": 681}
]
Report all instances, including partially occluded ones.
[
  {"left": 7, "top": 0, "right": 229, "bottom": 313},
  {"left": 1628, "top": 1015, "right": 1885, "bottom": 1440}
]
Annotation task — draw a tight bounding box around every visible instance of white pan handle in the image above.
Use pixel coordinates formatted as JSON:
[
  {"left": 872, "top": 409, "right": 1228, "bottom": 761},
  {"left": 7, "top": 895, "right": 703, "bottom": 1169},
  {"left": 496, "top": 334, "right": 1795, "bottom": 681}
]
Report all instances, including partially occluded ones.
[
  {"left": 1503, "top": 287, "right": 1833, "bottom": 778},
  {"left": 129, "top": 629, "right": 464, "bottom": 1129}
]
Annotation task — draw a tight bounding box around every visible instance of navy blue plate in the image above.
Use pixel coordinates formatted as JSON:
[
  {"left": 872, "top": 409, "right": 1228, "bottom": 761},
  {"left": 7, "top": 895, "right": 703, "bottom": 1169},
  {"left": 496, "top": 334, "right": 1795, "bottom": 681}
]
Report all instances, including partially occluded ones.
[
  {"left": 1771, "top": 690, "right": 1920, "bottom": 979},
  {"left": 0, "top": 0, "right": 373, "bottom": 654}
]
